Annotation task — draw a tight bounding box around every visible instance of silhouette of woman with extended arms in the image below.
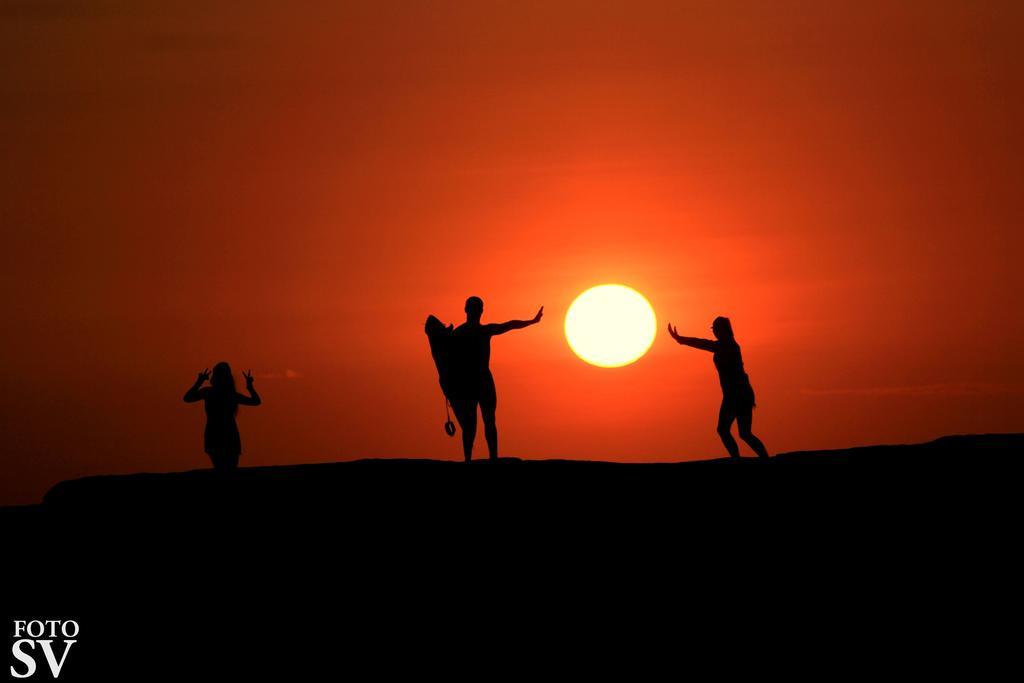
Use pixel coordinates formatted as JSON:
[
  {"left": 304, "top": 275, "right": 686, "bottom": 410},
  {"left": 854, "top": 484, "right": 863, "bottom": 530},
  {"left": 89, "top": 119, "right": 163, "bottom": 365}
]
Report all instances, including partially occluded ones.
[
  {"left": 183, "top": 362, "right": 261, "bottom": 470},
  {"left": 667, "top": 317, "right": 769, "bottom": 459},
  {"left": 448, "top": 296, "right": 543, "bottom": 462}
]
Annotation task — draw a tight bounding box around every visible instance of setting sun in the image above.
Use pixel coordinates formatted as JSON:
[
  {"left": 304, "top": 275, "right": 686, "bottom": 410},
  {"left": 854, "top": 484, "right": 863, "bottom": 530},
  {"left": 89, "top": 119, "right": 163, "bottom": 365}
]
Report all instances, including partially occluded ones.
[{"left": 565, "top": 284, "right": 657, "bottom": 368}]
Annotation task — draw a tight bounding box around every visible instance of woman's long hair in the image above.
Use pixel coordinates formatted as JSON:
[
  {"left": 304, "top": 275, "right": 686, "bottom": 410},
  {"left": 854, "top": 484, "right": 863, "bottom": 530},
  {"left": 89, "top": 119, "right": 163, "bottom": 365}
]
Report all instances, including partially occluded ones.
[
  {"left": 209, "top": 361, "right": 238, "bottom": 415},
  {"left": 712, "top": 316, "right": 735, "bottom": 341}
]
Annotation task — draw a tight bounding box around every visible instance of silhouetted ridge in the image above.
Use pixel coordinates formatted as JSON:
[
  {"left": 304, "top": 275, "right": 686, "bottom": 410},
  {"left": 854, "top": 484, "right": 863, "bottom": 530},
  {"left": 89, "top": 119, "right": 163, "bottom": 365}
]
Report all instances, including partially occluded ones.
[{"left": 20, "top": 434, "right": 1021, "bottom": 522}]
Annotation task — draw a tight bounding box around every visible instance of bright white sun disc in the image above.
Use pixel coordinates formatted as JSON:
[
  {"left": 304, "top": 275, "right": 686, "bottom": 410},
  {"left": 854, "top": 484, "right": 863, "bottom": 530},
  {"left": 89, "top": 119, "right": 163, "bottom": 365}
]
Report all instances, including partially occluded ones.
[{"left": 564, "top": 284, "right": 657, "bottom": 368}]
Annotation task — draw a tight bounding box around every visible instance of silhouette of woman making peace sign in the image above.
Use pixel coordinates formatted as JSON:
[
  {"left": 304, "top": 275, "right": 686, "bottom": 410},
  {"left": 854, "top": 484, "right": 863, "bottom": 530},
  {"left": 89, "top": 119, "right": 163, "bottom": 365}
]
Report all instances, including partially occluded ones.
[
  {"left": 183, "top": 362, "right": 261, "bottom": 470},
  {"left": 668, "top": 317, "right": 769, "bottom": 460}
]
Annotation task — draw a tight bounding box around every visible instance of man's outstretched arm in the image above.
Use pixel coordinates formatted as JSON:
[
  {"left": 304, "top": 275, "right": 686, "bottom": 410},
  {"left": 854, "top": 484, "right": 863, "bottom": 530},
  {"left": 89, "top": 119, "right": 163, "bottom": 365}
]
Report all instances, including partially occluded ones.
[
  {"left": 487, "top": 306, "right": 544, "bottom": 335},
  {"left": 667, "top": 323, "right": 717, "bottom": 351}
]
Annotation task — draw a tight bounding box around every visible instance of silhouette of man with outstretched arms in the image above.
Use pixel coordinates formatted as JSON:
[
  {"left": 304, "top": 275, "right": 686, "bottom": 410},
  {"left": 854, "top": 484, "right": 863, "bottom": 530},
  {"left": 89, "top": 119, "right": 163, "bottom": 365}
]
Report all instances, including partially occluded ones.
[
  {"left": 667, "top": 317, "right": 770, "bottom": 460},
  {"left": 448, "top": 296, "right": 543, "bottom": 462}
]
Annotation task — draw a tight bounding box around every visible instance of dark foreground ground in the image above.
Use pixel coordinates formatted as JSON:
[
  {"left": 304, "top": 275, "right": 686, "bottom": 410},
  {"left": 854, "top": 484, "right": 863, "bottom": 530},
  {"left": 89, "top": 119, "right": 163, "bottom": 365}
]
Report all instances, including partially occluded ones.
[
  {"left": 6, "top": 432, "right": 1022, "bottom": 522},
  {"left": 3, "top": 433, "right": 1020, "bottom": 679},
  {"left": 5, "top": 432, "right": 1022, "bottom": 552}
]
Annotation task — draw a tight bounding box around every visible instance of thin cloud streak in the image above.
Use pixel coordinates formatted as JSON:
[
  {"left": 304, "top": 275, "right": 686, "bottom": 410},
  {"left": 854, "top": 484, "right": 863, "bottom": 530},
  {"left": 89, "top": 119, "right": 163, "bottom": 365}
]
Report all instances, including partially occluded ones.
[
  {"left": 257, "top": 370, "right": 302, "bottom": 380},
  {"left": 801, "top": 383, "right": 1021, "bottom": 397}
]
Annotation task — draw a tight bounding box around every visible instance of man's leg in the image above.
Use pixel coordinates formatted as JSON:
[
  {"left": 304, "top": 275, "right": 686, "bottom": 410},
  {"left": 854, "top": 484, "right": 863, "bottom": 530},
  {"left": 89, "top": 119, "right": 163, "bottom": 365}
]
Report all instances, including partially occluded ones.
[
  {"left": 451, "top": 398, "right": 478, "bottom": 461},
  {"left": 736, "top": 406, "right": 769, "bottom": 459},
  {"left": 717, "top": 400, "right": 741, "bottom": 459},
  {"left": 480, "top": 382, "right": 498, "bottom": 460}
]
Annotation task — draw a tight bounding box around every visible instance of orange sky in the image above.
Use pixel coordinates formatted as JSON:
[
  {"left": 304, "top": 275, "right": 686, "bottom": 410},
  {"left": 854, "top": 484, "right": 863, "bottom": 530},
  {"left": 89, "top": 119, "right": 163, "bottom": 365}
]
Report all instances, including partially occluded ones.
[{"left": 2, "top": 1, "right": 1022, "bottom": 504}]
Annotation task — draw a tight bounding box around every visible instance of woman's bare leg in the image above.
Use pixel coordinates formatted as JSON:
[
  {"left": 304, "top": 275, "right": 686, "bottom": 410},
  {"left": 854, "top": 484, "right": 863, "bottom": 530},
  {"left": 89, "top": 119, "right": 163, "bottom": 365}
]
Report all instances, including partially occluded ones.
[
  {"left": 716, "top": 401, "right": 741, "bottom": 458},
  {"left": 736, "top": 407, "right": 769, "bottom": 459}
]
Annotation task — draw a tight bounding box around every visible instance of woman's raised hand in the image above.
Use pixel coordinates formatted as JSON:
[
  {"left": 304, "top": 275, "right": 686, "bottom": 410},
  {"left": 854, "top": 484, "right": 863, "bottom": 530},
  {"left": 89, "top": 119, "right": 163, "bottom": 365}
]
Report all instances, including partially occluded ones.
[
  {"left": 667, "top": 323, "right": 683, "bottom": 343},
  {"left": 532, "top": 306, "right": 544, "bottom": 324},
  {"left": 243, "top": 369, "right": 255, "bottom": 387},
  {"left": 197, "top": 368, "right": 211, "bottom": 383}
]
